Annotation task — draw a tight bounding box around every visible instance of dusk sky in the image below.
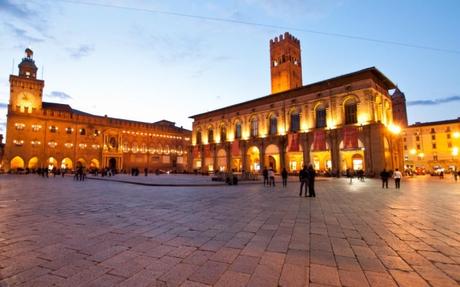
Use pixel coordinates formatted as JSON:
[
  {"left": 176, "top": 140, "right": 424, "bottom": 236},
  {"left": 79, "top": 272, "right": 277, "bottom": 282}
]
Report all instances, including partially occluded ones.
[{"left": 0, "top": 0, "right": 459, "bottom": 134}]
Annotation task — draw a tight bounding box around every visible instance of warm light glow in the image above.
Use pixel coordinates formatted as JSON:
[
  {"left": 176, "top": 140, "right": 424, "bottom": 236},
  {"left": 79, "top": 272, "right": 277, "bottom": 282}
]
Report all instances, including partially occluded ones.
[
  {"left": 278, "top": 126, "right": 285, "bottom": 136},
  {"left": 410, "top": 149, "right": 417, "bottom": 155},
  {"left": 327, "top": 119, "right": 336, "bottom": 130},
  {"left": 418, "top": 152, "right": 425, "bottom": 158},
  {"left": 388, "top": 124, "right": 401, "bottom": 134},
  {"left": 453, "top": 147, "right": 459, "bottom": 156},
  {"left": 453, "top": 132, "right": 460, "bottom": 139},
  {"left": 358, "top": 114, "right": 369, "bottom": 125}
]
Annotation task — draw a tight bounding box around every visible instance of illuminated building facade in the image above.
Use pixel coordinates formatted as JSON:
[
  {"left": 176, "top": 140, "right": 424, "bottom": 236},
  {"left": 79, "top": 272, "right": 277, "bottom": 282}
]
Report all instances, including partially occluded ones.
[
  {"left": 3, "top": 49, "right": 191, "bottom": 172},
  {"left": 189, "top": 32, "right": 404, "bottom": 175},
  {"left": 403, "top": 118, "right": 460, "bottom": 172}
]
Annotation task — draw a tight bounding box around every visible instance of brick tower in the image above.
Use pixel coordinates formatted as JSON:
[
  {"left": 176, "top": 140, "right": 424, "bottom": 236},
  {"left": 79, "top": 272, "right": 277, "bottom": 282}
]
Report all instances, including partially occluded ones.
[
  {"left": 270, "top": 32, "right": 302, "bottom": 94},
  {"left": 9, "top": 48, "right": 44, "bottom": 113},
  {"left": 391, "top": 87, "right": 408, "bottom": 128}
]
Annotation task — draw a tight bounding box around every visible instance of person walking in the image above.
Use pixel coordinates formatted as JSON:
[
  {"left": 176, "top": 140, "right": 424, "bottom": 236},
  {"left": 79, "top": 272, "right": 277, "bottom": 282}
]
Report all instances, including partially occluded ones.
[
  {"left": 393, "top": 168, "right": 402, "bottom": 189},
  {"left": 299, "top": 166, "right": 309, "bottom": 197},
  {"left": 346, "top": 168, "right": 353, "bottom": 184},
  {"left": 268, "top": 168, "right": 275, "bottom": 187},
  {"left": 307, "top": 164, "right": 316, "bottom": 197},
  {"left": 380, "top": 169, "right": 389, "bottom": 189},
  {"left": 281, "top": 168, "right": 288, "bottom": 187},
  {"left": 262, "top": 167, "right": 269, "bottom": 186},
  {"left": 454, "top": 170, "right": 458, "bottom": 182}
]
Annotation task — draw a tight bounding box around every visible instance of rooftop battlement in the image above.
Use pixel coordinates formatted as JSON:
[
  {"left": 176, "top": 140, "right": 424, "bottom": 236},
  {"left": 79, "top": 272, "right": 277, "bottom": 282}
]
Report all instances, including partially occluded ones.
[{"left": 270, "top": 32, "right": 300, "bottom": 47}]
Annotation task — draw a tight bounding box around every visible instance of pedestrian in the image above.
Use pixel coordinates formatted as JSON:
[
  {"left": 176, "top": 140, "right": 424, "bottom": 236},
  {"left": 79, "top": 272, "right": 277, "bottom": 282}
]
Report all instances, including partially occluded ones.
[
  {"left": 262, "top": 167, "right": 268, "bottom": 186},
  {"left": 454, "top": 170, "right": 458, "bottom": 182},
  {"left": 307, "top": 164, "right": 316, "bottom": 197},
  {"left": 380, "top": 168, "right": 389, "bottom": 188},
  {"left": 393, "top": 168, "right": 402, "bottom": 189},
  {"left": 346, "top": 168, "right": 353, "bottom": 184},
  {"left": 268, "top": 168, "right": 275, "bottom": 187},
  {"left": 299, "top": 165, "right": 309, "bottom": 197},
  {"left": 144, "top": 167, "right": 148, "bottom": 176},
  {"left": 281, "top": 168, "right": 288, "bottom": 187},
  {"left": 440, "top": 170, "right": 444, "bottom": 179}
]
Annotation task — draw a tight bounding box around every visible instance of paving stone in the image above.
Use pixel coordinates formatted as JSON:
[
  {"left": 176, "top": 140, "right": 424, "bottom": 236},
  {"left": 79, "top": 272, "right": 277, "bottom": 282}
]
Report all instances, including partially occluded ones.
[
  {"left": 338, "top": 269, "right": 370, "bottom": 287},
  {"left": 310, "top": 264, "right": 341, "bottom": 286},
  {"left": 188, "top": 260, "right": 229, "bottom": 285}
]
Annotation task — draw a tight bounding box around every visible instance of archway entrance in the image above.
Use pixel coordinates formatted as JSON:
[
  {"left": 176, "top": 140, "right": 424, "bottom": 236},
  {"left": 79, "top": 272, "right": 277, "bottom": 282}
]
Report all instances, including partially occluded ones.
[
  {"left": 339, "top": 139, "right": 365, "bottom": 173},
  {"left": 217, "top": 149, "right": 227, "bottom": 171},
  {"left": 61, "top": 158, "right": 73, "bottom": 170},
  {"left": 286, "top": 145, "right": 303, "bottom": 173},
  {"left": 246, "top": 146, "right": 260, "bottom": 172},
  {"left": 47, "top": 157, "right": 57, "bottom": 170},
  {"left": 109, "top": 158, "right": 117, "bottom": 170},
  {"left": 28, "top": 157, "right": 39, "bottom": 169},
  {"left": 264, "top": 144, "right": 280, "bottom": 172},
  {"left": 10, "top": 156, "right": 24, "bottom": 170},
  {"left": 77, "top": 158, "right": 86, "bottom": 168},
  {"left": 231, "top": 141, "right": 242, "bottom": 172},
  {"left": 90, "top": 159, "right": 100, "bottom": 169}
]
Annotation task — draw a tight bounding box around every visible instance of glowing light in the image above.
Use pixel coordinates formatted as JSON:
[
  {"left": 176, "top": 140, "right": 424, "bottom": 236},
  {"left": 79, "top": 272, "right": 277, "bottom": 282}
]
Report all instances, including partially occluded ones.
[
  {"left": 418, "top": 152, "right": 425, "bottom": 158},
  {"left": 358, "top": 114, "right": 369, "bottom": 125},
  {"left": 327, "top": 119, "right": 336, "bottom": 130},
  {"left": 453, "top": 147, "right": 459, "bottom": 156},
  {"left": 453, "top": 132, "right": 460, "bottom": 139},
  {"left": 388, "top": 124, "right": 401, "bottom": 134},
  {"left": 410, "top": 149, "right": 417, "bottom": 155}
]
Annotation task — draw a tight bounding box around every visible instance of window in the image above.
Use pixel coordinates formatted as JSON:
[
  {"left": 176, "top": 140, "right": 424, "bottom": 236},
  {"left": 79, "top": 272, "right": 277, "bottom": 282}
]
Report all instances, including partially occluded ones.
[
  {"left": 235, "top": 122, "right": 242, "bottom": 139},
  {"left": 32, "top": 125, "right": 41, "bottom": 132},
  {"left": 94, "top": 129, "right": 100, "bottom": 136},
  {"left": 431, "top": 134, "right": 436, "bottom": 140},
  {"left": 49, "top": 126, "right": 57, "bottom": 133},
  {"left": 250, "top": 118, "right": 258, "bottom": 137},
  {"left": 344, "top": 100, "right": 357, "bottom": 124},
  {"left": 403, "top": 137, "right": 406, "bottom": 142},
  {"left": 316, "top": 107, "right": 326, "bottom": 128},
  {"left": 416, "top": 136, "right": 420, "bottom": 141},
  {"left": 220, "top": 126, "right": 226, "bottom": 142},
  {"left": 66, "top": 127, "right": 72, "bottom": 134},
  {"left": 430, "top": 128, "right": 436, "bottom": 133},
  {"left": 79, "top": 128, "right": 86, "bottom": 135},
  {"left": 417, "top": 144, "right": 421, "bottom": 150},
  {"left": 290, "top": 112, "right": 300, "bottom": 132},
  {"left": 433, "top": 154, "right": 438, "bottom": 161},
  {"left": 448, "top": 142, "right": 452, "bottom": 148},
  {"left": 404, "top": 145, "right": 407, "bottom": 150},
  {"left": 269, "top": 115, "right": 277, "bottom": 135},
  {"left": 15, "top": 123, "right": 25, "bottom": 130},
  {"left": 196, "top": 131, "right": 202, "bottom": 145},
  {"left": 447, "top": 134, "right": 451, "bottom": 139},
  {"left": 432, "top": 143, "right": 436, "bottom": 149},
  {"left": 208, "top": 129, "right": 214, "bottom": 143}
]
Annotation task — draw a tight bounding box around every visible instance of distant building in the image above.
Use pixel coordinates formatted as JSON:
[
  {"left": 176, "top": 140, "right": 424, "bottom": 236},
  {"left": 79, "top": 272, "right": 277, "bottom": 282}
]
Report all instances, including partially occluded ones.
[
  {"left": 403, "top": 118, "right": 460, "bottom": 172},
  {"left": 3, "top": 49, "right": 191, "bottom": 172},
  {"left": 189, "top": 32, "right": 404, "bottom": 175}
]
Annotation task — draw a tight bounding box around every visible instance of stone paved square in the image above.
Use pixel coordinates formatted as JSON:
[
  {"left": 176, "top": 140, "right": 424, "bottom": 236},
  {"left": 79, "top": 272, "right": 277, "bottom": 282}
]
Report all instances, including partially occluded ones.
[{"left": 0, "top": 175, "right": 459, "bottom": 286}]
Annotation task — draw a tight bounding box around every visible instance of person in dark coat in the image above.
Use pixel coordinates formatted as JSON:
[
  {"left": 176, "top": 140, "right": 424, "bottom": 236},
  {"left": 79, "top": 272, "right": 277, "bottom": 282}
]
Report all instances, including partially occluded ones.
[
  {"left": 380, "top": 169, "right": 390, "bottom": 188},
  {"left": 281, "top": 168, "right": 288, "bottom": 187},
  {"left": 307, "top": 164, "right": 316, "bottom": 197},
  {"left": 299, "top": 166, "right": 308, "bottom": 197},
  {"left": 262, "top": 167, "right": 269, "bottom": 186}
]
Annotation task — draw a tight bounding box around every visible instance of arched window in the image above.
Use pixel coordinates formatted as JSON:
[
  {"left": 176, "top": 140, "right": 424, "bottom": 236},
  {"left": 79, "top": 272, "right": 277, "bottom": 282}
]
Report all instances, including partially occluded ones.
[
  {"left": 235, "top": 122, "right": 242, "bottom": 139},
  {"left": 196, "top": 131, "right": 202, "bottom": 145},
  {"left": 269, "top": 115, "right": 277, "bottom": 135},
  {"left": 220, "top": 126, "right": 226, "bottom": 142},
  {"left": 315, "top": 106, "right": 327, "bottom": 128},
  {"left": 290, "top": 112, "right": 300, "bottom": 132},
  {"left": 208, "top": 128, "right": 214, "bottom": 143},
  {"left": 344, "top": 99, "right": 357, "bottom": 124},
  {"left": 250, "top": 117, "right": 258, "bottom": 137},
  {"left": 79, "top": 128, "right": 86, "bottom": 135}
]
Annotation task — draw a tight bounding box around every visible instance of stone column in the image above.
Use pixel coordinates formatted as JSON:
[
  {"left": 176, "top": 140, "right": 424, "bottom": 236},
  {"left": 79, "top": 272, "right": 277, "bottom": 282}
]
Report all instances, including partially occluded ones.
[
  {"left": 329, "top": 129, "right": 340, "bottom": 175},
  {"left": 303, "top": 132, "right": 311, "bottom": 166},
  {"left": 226, "top": 143, "right": 232, "bottom": 172},
  {"left": 200, "top": 145, "right": 205, "bottom": 173},
  {"left": 280, "top": 136, "right": 286, "bottom": 172},
  {"left": 212, "top": 144, "right": 218, "bottom": 172},
  {"left": 241, "top": 141, "right": 247, "bottom": 172},
  {"left": 260, "top": 140, "right": 265, "bottom": 172}
]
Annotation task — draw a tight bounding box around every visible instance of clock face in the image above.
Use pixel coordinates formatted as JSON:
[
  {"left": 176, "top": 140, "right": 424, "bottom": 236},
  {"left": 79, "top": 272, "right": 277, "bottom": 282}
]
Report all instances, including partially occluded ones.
[{"left": 19, "top": 91, "right": 33, "bottom": 101}]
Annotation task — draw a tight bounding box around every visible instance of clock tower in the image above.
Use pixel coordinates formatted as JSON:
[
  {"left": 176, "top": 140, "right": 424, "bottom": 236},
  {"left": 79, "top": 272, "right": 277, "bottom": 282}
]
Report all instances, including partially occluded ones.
[{"left": 9, "top": 48, "right": 44, "bottom": 113}]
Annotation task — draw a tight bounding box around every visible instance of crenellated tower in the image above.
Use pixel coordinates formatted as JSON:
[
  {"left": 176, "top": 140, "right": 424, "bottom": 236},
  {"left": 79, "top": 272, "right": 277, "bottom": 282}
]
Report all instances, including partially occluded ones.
[
  {"left": 9, "top": 48, "right": 44, "bottom": 113},
  {"left": 270, "top": 32, "right": 302, "bottom": 94},
  {"left": 391, "top": 87, "right": 408, "bottom": 128}
]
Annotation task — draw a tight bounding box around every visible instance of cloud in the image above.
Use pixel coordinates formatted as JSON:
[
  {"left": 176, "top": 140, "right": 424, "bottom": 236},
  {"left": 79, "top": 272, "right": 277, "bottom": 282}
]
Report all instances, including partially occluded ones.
[
  {"left": 67, "top": 44, "right": 95, "bottom": 59},
  {"left": 3, "top": 22, "right": 45, "bottom": 44},
  {"left": 0, "top": 0, "right": 32, "bottom": 18},
  {"left": 0, "top": 102, "right": 8, "bottom": 109},
  {"left": 407, "top": 95, "right": 460, "bottom": 106},
  {"left": 45, "top": 91, "right": 72, "bottom": 100}
]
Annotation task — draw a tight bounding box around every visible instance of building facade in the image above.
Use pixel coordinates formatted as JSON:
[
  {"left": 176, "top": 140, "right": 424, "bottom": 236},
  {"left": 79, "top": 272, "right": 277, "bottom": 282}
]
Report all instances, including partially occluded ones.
[
  {"left": 189, "top": 32, "right": 404, "bottom": 176},
  {"left": 3, "top": 49, "right": 191, "bottom": 172},
  {"left": 403, "top": 118, "right": 460, "bottom": 172}
]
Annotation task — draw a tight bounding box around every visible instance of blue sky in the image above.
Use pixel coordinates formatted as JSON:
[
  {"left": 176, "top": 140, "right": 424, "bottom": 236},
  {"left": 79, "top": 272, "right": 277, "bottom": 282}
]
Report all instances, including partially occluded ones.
[{"left": 0, "top": 0, "right": 459, "bottom": 134}]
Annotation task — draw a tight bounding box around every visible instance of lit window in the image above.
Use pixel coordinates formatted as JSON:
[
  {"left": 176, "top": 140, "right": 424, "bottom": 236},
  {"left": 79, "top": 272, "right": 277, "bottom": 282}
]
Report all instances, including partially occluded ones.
[
  {"left": 64, "top": 143, "right": 73, "bottom": 148},
  {"left": 48, "top": 141, "right": 57, "bottom": 148},
  {"left": 49, "top": 126, "right": 58, "bottom": 133},
  {"left": 79, "top": 128, "right": 86, "bottom": 135},
  {"left": 66, "top": 127, "right": 73, "bottom": 134},
  {"left": 79, "top": 143, "right": 87, "bottom": 149},
  {"left": 13, "top": 139, "right": 24, "bottom": 146},
  {"left": 15, "top": 123, "right": 26, "bottom": 130},
  {"left": 31, "top": 140, "right": 41, "bottom": 147},
  {"left": 32, "top": 124, "right": 41, "bottom": 131}
]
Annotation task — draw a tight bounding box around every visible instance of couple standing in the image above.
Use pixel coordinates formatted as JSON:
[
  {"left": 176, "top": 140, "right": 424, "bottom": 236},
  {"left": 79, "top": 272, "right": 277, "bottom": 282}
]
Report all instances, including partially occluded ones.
[{"left": 299, "top": 165, "right": 316, "bottom": 197}]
